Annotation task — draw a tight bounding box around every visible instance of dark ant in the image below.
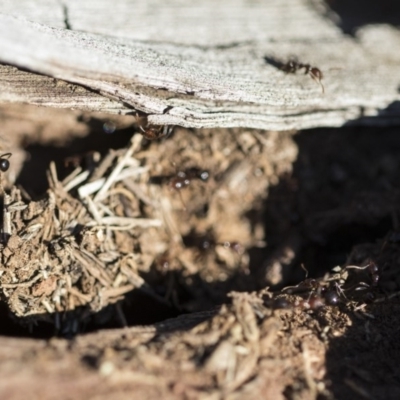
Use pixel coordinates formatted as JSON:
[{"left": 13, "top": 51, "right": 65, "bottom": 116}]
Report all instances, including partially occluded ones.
[
  {"left": 282, "top": 277, "right": 339, "bottom": 310},
  {"left": 183, "top": 231, "right": 245, "bottom": 257},
  {"left": 140, "top": 124, "right": 173, "bottom": 141},
  {"left": 169, "top": 168, "right": 209, "bottom": 191},
  {"left": 346, "top": 260, "right": 380, "bottom": 290},
  {"left": 268, "top": 291, "right": 333, "bottom": 311},
  {"left": 368, "top": 261, "right": 379, "bottom": 287},
  {"left": 169, "top": 168, "right": 209, "bottom": 210},
  {"left": 284, "top": 261, "right": 380, "bottom": 312},
  {"left": 281, "top": 59, "right": 324, "bottom": 93},
  {"left": 136, "top": 114, "right": 172, "bottom": 141},
  {"left": 263, "top": 56, "right": 324, "bottom": 93},
  {"left": 64, "top": 151, "right": 99, "bottom": 169},
  {"left": 271, "top": 297, "right": 291, "bottom": 310},
  {"left": 220, "top": 241, "right": 245, "bottom": 255},
  {"left": 149, "top": 167, "right": 209, "bottom": 210}
]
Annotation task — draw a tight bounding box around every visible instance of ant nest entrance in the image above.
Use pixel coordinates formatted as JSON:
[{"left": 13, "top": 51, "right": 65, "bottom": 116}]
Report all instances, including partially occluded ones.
[
  {"left": 1, "top": 111, "right": 395, "bottom": 337},
  {"left": 0, "top": 122, "right": 299, "bottom": 333},
  {"left": 3, "top": 108, "right": 400, "bottom": 399}
]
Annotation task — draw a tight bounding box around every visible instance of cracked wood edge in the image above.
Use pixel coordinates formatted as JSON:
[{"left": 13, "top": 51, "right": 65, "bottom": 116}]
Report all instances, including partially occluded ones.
[
  {"left": 0, "top": 65, "right": 130, "bottom": 113},
  {"left": 0, "top": 8, "right": 399, "bottom": 130}
]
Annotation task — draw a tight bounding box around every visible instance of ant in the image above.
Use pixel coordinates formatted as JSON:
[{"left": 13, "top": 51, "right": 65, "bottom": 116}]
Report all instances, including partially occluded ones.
[
  {"left": 169, "top": 168, "right": 209, "bottom": 191},
  {"left": 136, "top": 114, "right": 172, "bottom": 141},
  {"left": 281, "top": 59, "right": 324, "bottom": 93},
  {"left": 282, "top": 278, "right": 339, "bottom": 310},
  {"left": 183, "top": 231, "right": 244, "bottom": 255},
  {"left": 220, "top": 241, "right": 245, "bottom": 255},
  {"left": 273, "top": 260, "right": 381, "bottom": 313},
  {"left": 346, "top": 260, "right": 380, "bottom": 294},
  {"left": 169, "top": 168, "right": 209, "bottom": 209}
]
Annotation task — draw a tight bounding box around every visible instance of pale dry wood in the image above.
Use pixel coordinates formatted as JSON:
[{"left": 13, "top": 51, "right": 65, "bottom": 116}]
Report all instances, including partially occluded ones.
[
  {"left": 0, "top": 1, "right": 399, "bottom": 130},
  {"left": 0, "top": 65, "right": 129, "bottom": 113},
  {"left": 1, "top": 0, "right": 340, "bottom": 45}
]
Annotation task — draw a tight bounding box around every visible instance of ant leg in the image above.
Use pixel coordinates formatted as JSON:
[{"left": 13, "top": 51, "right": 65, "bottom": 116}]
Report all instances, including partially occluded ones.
[
  {"left": 162, "top": 125, "right": 173, "bottom": 139},
  {"left": 0, "top": 153, "right": 12, "bottom": 244},
  {"left": 177, "top": 189, "right": 187, "bottom": 211},
  {"left": 309, "top": 68, "right": 325, "bottom": 93}
]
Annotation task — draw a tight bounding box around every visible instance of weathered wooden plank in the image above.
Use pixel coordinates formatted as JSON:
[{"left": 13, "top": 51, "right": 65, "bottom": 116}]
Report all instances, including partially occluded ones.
[
  {"left": 0, "top": 2, "right": 399, "bottom": 130},
  {"left": 0, "top": 65, "right": 129, "bottom": 112},
  {"left": 1, "top": 0, "right": 341, "bottom": 45}
]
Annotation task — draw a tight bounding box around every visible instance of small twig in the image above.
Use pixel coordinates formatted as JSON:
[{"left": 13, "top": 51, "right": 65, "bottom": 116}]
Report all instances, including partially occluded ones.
[
  {"left": 94, "top": 135, "right": 142, "bottom": 202},
  {"left": 78, "top": 167, "right": 148, "bottom": 198},
  {"left": 84, "top": 195, "right": 103, "bottom": 224},
  {"left": 47, "top": 161, "right": 59, "bottom": 189},
  {"left": 123, "top": 179, "right": 155, "bottom": 207},
  {"left": 88, "top": 216, "right": 162, "bottom": 230},
  {"left": 102, "top": 284, "right": 135, "bottom": 299},
  {"left": 63, "top": 169, "right": 90, "bottom": 192},
  {"left": 2, "top": 273, "right": 42, "bottom": 288},
  {"left": 88, "top": 150, "right": 117, "bottom": 183},
  {"left": 68, "top": 287, "right": 93, "bottom": 303},
  {"left": 62, "top": 166, "right": 83, "bottom": 186},
  {"left": 72, "top": 249, "right": 112, "bottom": 286}
]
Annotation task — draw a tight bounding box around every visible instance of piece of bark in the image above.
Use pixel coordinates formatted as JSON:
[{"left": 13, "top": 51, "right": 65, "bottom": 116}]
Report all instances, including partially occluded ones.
[{"left": 0, "top": 2, "right": 400, "bottom": 129}]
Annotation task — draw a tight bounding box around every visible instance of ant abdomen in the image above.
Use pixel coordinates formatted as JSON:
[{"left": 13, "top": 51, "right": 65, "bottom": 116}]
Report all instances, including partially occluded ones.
[{"left": 0, "top": 153, "right": 12, "bottom": 172}]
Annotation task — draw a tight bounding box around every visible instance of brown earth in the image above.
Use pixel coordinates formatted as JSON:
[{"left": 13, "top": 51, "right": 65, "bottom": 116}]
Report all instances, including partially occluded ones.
[{"left": 0, "top": 103, "right": 400, "bottom": 399}]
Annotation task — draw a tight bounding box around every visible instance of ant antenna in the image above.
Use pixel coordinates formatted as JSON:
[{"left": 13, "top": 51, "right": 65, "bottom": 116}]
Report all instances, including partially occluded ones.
[{"left": 300, "top": 263, "right": 309, "bottom": 278}]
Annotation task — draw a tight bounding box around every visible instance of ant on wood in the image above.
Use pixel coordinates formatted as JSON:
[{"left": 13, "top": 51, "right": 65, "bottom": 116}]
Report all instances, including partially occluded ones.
[
  {"left": 263, "top": 56, "right": 325, "bottom": 93},
  {"left": 136, "top": 114, "right": 173, "bottom": 141},
  {"left": 280, "top": 59, "right": 324, "bottom": 93}
]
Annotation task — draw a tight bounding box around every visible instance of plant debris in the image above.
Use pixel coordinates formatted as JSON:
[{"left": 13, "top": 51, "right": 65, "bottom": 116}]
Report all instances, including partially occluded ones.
[{"left": 2, "top": 106, "right": 400, "bottom": 399}]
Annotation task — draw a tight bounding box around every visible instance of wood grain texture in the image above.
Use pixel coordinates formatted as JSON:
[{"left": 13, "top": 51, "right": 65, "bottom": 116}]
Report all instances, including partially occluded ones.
[
  {"left": 0, "top": 65, "right": 128, "bottom": 112},
  {"left": 0, "top": 1, "right": 399, "bottom": 130}
]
